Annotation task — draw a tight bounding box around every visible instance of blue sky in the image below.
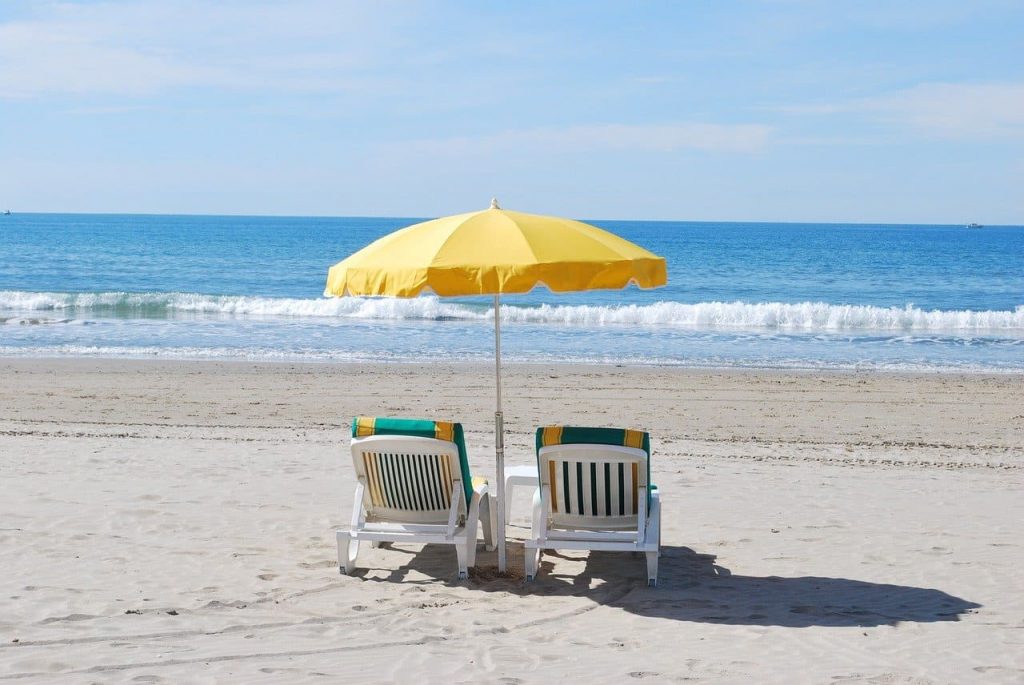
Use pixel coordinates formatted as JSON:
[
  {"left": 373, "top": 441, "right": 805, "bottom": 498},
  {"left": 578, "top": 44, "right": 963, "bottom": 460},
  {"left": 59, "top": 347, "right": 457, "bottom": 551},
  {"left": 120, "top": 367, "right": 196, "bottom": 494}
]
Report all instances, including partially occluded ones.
[{"left": 1, "top": 1, "right": 1022, "bottom": 223}]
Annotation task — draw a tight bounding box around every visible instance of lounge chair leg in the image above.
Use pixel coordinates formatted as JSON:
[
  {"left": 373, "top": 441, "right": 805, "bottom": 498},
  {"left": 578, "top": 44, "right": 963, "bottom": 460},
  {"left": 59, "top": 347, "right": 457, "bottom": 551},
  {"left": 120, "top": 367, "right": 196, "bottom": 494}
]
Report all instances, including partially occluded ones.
[
  {"left": 339, "top": 534, "right": 359, "bottom": 575},
  {"left": 645, "top": 490, "right": 661, "bottom": 586},
  {"left": 466, "top": 532, "right": 477, "bottom": 569},
  {"left": 525, "top": 547, "right": 540, "bottom": 581},
  {"left": 480, "top": 494, "right": 496, "bottom": 552},
  {"left": 455, "top": 543, "right": 469, "bottom": 580},
  {"left": 342, "top": 528, "right": 350, "bottom": 573},
  {"left": 466, "top": 491, "right": 484, "bottom": 569},
  {"left": 646, "top": 551, "right": 658, "bottom": 587}
]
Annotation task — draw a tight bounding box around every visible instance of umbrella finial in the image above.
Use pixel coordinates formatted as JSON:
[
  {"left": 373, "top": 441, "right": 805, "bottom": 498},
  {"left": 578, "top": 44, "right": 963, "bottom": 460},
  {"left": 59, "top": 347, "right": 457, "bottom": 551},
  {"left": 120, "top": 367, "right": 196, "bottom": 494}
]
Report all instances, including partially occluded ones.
[{"left": 490, "top": 198, "right": 500, "bottom": 210}]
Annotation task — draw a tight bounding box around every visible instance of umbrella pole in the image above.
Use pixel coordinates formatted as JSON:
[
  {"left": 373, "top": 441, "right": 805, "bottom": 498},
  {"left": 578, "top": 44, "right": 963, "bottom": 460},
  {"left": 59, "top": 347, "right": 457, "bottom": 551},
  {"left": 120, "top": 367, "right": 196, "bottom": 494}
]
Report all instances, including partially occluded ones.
[{"left": 494, "top": 293, "right": 507, "bottom": 572}]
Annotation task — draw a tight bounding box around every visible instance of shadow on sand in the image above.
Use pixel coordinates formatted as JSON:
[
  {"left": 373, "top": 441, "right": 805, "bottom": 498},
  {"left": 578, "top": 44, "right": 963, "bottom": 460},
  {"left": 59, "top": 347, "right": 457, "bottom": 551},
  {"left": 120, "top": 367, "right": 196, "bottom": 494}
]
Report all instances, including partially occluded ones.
[{"left": 353, "top": 541, "right": 981, "bottom": 628}]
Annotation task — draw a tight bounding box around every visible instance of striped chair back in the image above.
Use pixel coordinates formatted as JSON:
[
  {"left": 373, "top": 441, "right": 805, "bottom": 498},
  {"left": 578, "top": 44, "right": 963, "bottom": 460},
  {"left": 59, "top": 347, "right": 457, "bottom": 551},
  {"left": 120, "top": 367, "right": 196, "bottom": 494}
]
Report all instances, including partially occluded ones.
[
  {"left": 544, "top": 455, "right": 643, "bottom": 517},
  {"left": 351, "top": 417, "right": 473, "bottom": 522},
  {"left": 358, "top": 445, "right": 459, "bottom": 513},
  {"left": 536, "top": 426, "right": 651, "bottom": 528}
]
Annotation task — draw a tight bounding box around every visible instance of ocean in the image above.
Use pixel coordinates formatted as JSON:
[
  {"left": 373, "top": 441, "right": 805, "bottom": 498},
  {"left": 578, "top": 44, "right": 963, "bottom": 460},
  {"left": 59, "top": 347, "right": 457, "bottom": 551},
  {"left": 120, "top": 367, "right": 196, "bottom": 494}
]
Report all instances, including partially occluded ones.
[{"left": 1, "top": 213, "right": 1022, "bottom": 372}]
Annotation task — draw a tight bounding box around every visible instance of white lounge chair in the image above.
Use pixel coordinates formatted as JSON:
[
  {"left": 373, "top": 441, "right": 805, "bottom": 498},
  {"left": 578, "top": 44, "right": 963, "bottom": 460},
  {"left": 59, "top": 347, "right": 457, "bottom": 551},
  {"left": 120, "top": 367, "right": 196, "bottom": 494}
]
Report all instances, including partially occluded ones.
[
  {"left": 524, "top": 425, "right": 661, "bottom": 586},
  {"left": 338, "top": 417, "right": 496, "bottom": 580}
]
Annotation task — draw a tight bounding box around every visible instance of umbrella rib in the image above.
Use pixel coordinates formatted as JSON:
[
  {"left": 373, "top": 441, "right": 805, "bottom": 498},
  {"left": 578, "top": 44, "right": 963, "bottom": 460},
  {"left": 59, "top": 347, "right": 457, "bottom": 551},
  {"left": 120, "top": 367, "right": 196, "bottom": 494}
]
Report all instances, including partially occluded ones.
[{"left": 425, "top": 211, "right": 543, "bottom": 294}]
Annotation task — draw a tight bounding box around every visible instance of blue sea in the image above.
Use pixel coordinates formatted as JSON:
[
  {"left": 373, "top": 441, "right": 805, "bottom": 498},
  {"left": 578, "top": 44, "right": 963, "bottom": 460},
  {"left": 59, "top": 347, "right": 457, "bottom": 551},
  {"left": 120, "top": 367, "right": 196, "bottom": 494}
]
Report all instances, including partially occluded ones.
[{"left": 1, "top": 213, "right": 1022, "bottom": 372}]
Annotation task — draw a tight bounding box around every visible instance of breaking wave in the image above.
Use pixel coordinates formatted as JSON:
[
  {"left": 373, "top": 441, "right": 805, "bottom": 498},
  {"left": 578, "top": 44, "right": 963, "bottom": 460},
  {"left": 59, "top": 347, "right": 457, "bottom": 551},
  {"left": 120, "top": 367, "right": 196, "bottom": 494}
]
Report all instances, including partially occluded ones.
[
  {"left": 503, "top": 301, "right": 1024, "bottom": 330},
  {"left": 1, "top": 290, "right": 1022, "bottom": 331}
]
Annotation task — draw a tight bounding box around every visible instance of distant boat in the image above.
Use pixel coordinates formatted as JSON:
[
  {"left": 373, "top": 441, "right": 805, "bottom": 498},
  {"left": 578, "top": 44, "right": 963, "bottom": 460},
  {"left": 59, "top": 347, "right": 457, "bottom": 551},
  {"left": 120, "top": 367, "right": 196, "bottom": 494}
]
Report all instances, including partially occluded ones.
[
  {"left": 2, "top": 210, "right": 9, "bottom": 215},
  {"left": 966, "top": 222, "right": 982, "bottom": 228}
]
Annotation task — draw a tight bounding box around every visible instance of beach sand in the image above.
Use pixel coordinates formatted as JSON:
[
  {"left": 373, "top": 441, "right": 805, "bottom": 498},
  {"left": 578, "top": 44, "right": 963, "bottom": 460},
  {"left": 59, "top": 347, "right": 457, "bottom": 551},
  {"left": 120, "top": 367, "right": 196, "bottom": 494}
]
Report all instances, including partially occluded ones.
[{"left": 1, "top": 359, "right": 1021, "bottom": 683}]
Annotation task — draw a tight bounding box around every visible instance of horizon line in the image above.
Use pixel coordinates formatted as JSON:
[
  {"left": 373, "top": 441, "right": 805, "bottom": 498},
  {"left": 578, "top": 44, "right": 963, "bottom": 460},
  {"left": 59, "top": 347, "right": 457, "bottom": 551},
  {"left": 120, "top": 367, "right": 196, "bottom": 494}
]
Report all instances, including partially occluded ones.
[{"left": 3, "top": 210, "right": 1020, "bottom": 228}]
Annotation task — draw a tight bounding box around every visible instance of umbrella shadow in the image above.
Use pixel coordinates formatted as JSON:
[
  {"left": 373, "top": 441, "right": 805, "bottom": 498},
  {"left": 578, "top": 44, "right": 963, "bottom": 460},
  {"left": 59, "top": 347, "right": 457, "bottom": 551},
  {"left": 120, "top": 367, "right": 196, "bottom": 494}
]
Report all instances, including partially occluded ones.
[
  {"left": 353, "top": 542, "right": 981, "bottom": 628},
  {"left": 529, "top": 545, "right": 981, "bottom": 627}
]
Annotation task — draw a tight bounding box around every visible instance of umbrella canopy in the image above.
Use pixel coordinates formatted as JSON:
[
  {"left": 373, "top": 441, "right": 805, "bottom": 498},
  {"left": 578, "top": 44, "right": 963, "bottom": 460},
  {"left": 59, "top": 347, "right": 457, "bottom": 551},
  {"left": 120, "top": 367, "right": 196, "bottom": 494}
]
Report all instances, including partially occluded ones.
[
  {"left": 325, "top": 201, "right": 666, "bottom": 297},
  {"left": 324, "top": 201, "right": 667, "bottom": 572}
]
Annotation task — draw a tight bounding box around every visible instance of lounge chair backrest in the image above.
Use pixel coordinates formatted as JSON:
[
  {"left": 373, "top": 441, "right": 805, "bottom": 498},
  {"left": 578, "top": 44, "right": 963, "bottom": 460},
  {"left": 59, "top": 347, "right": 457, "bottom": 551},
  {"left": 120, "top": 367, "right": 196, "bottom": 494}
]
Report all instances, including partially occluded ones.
[
  {"left": 351, "top": 417, "right": 473, "bottom": 523},
  {"left": 535, "top": 426, "right": 651, "bottom": 528}
]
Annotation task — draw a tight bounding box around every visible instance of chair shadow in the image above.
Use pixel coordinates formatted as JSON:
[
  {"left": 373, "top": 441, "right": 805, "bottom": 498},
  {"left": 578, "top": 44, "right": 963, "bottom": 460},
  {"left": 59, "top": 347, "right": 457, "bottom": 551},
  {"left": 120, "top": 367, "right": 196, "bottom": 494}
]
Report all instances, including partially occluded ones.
[{"left": 353, "top": 541, "right": 981, "bottom": 628}]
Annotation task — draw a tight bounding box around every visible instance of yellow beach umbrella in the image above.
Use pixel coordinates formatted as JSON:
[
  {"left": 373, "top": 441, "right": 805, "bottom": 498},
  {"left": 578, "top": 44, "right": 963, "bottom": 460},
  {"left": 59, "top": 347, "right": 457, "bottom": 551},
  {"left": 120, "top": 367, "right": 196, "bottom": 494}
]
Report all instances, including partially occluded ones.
[{"left": 325, "top": 200, "right": 666, "bottom": 570}]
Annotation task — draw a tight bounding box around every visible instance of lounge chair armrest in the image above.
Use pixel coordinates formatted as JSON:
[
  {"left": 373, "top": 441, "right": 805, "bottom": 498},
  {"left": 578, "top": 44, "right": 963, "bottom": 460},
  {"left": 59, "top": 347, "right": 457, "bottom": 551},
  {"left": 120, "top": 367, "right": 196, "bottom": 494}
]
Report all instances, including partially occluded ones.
[
  {"left": 446, "top": 479, "right": 464, "bottom": 538},
  {"left": 537, "top": 483, "right": 550, "bottom": 539},
  {"left": 471, "top": 476, "right": 489, "bottom": 497},
  {"left": 636, "top": 482, "right": 647, "bottom": 545},
  {"left": 350, "top": 481, "right": 366, "bottom": 530}
]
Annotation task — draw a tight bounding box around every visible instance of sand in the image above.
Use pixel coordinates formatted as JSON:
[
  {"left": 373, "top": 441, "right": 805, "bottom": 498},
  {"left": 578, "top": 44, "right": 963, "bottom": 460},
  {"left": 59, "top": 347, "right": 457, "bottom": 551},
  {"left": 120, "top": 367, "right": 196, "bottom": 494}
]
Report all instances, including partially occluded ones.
[{"left": 0, "top": 359, "right": 1021, "bottom": 683}]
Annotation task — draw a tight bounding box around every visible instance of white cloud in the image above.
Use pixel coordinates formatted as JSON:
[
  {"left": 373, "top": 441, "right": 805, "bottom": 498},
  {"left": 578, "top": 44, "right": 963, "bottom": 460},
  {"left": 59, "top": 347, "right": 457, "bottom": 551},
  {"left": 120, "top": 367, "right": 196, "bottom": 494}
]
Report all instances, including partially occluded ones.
[
  {"left": 861, "top": 83, "right": 1024, "bottom": 140},
  {"left": 0, "top": 0, "right": 405, "bottom": 98},
  {"left": 385, "top": 122, "right": 773, "bottom": 158},
  {"left": 776, "top": 83, "right": 1024, "bottom": 141},
  {"left": 0, "top": 21, "right": 226, "bottom": 97}
]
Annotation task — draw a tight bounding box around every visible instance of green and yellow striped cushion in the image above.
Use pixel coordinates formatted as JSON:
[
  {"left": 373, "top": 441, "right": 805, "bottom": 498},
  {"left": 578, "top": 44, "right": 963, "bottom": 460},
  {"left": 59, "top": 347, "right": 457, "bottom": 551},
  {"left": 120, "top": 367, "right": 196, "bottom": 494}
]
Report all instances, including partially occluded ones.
[
  {"left": 352, "top": 416, "right": 475, "bottom": 505},
  {"left": 535, "top": 425, "right": 654, "bottom": 514}
]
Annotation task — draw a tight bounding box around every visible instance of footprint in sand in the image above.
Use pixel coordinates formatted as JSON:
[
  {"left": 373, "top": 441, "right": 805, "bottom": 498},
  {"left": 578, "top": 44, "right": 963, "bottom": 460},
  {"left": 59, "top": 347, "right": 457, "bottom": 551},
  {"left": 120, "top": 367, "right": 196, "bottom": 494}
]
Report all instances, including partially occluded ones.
[
  {"left": 298, "top": 560, "right": 335, "bottom": 569},
  {"left": 39, "top": 613, "right": 101, "bottom": 624},
  {"left": 122, "top": 508, "right": 158, "bottom": 518}
]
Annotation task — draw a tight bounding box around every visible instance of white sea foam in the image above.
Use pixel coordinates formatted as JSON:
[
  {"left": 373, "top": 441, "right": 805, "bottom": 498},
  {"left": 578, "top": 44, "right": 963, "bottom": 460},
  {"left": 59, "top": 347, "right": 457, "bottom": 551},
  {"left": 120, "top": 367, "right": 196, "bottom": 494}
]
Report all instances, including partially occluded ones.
[
  {"left": 0, "top": 344, "right": 1017, "bottom": 373},
  {"left": 0, "top": 345, "right": 405, "bottom": 362},
  {"left": 1, "top": 290, "right": 1022, "bottom": 331},
  {"left": 501, "top": 301, "right": 1024, "bottom": 331},
  {"left": 0, "top": 290, "right": 479, "bottom": 320}
]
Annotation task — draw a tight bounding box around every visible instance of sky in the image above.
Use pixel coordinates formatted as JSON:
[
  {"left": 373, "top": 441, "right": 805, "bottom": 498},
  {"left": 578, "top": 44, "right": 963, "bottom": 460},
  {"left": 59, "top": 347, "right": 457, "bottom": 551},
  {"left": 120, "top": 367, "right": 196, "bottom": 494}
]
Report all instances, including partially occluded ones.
[{"left": 1, "top": 1, "right": 1022, "bottom": 223}]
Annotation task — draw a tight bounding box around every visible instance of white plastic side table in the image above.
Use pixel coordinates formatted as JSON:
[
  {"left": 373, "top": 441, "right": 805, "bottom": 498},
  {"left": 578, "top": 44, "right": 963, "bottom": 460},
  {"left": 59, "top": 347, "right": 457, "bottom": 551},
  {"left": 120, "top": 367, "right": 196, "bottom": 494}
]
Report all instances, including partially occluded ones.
[{"left": 503, "top": 464, "right": 539, "bottom": 524}]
